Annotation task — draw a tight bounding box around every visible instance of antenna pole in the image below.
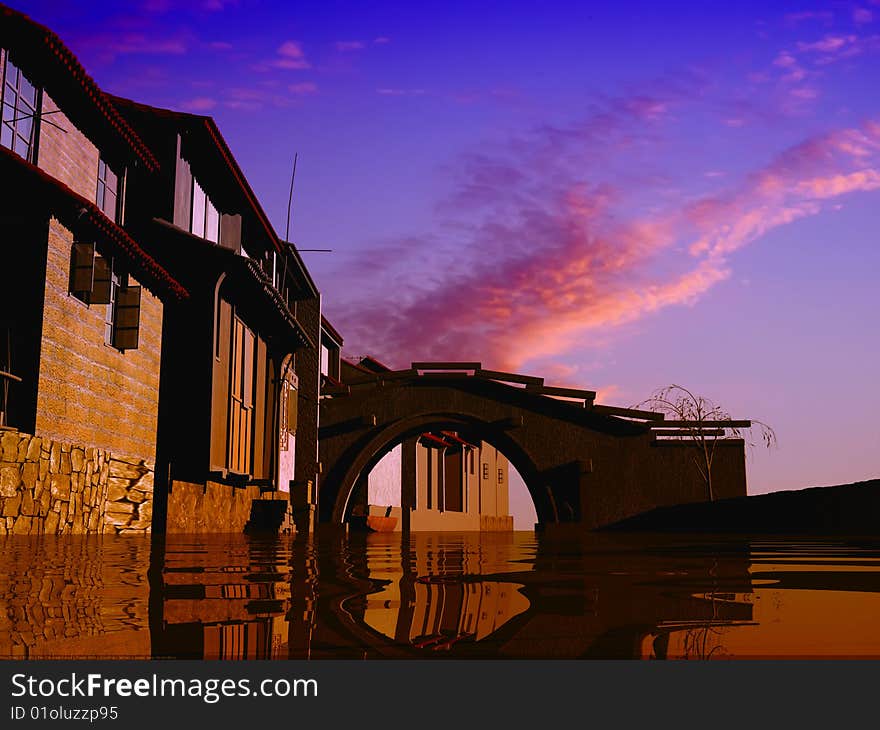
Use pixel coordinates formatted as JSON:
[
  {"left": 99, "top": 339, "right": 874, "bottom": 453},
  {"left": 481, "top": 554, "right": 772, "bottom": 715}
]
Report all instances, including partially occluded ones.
[{"left": 281, "top": 153, "right": 298, "bottom": 297}]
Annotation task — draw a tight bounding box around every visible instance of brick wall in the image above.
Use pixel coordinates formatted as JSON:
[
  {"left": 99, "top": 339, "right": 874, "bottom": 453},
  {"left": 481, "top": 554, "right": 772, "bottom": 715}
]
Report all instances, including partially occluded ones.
[
  {"left": 32, "top": 91, "right": 164, "bottom": 463},
  {"left": 34, "top": 218, "right": 163, "bottom": 462},
  {"left": 37, "top": 93, "right": 100, "bottom": 202}
]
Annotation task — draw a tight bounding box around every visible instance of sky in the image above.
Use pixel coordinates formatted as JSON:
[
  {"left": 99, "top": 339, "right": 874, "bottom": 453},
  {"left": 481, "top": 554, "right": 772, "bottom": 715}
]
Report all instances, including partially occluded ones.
[{"left": 16, "top": 0, "right": 880, "bottom": 520}]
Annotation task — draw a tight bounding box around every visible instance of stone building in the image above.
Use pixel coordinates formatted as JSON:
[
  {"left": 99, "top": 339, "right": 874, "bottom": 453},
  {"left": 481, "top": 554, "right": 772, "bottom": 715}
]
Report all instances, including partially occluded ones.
[
  {"left": 0, "top": 6, "right": 188, "bottom": 536},
  {"left": 109, "top": 97, "right": 322, "bottom": 534}
]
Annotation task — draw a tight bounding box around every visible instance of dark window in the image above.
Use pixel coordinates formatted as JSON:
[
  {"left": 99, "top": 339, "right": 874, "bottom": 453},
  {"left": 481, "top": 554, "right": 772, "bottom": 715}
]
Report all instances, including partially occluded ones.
[
  {"left": 497, "top": 467, "right": 504, "bottom": 485},
  {"left": 1, "top": 55, "right": 40, "bottom": 162},
  {"left": 69, "top": 244, "right": 140, "bottom": 350},
  {"left": 111, "top": 282, "right": 141, "bottom": 351},
  {"left": 191, "top": 177, "right": 220, "bottom": 242},
  {"left": 96, "top": 158, "right": 121, "bottom": 223}
]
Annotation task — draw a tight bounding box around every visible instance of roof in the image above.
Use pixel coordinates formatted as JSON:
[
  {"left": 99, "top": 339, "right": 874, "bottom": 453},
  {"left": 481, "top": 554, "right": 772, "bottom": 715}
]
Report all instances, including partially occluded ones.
[
  {"left": 107, "top": 97, "right": 315, "bottom": 292},
  {"left": 0, "top": 5, "right": 159, "bottom": 172},
  {"left": 320, "top": 315, "right": 344, "bottom": 347},
  {"left": 0, "top": 144, "right": 186, "bottom": 300},
  {"left": 148, "top": 217, "right": 314, "bottom": 350},
  {"left": 358, "top": 355, "right": 392, "bottom": 373}
]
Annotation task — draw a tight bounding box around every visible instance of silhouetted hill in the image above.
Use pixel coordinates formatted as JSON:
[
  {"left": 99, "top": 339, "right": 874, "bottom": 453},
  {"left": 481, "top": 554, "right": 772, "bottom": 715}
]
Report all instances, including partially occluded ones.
[{"left": 604, "top": 479, "right": 880, "bottom": 533}]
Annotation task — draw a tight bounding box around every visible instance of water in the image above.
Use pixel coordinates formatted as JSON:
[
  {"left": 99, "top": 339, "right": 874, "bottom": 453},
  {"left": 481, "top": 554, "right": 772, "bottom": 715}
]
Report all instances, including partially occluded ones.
[{"left": 2, "top": 531, "right": 880, "bottom": 659}]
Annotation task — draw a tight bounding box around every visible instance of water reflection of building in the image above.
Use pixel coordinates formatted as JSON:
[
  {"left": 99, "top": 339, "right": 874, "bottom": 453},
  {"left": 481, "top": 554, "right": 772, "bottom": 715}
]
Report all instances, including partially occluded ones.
[
  {"left": 0, "top": 536, "right": 151, "bottom": 658},
  {"left": 352, "top": 533, "right": 529, "bottom": 651},
  {"left": 152, "top": 537, "right": 291, "bottom": 660}
]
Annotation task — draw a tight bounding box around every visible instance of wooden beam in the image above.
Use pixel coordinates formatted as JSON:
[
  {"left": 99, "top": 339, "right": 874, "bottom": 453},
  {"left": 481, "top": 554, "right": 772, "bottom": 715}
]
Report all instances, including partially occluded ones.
[
  {"left": 421, "top": 372, "right": 473, "bottom": 379},
  {"left": 590, "top": 404, "right": 665, "bottom": 421},
  {"left": 527, "top": 384, "right": 597, "bottom": 401},
  {"left": 653, "top": 429, "right": 726, "bottom": 437},
  {"left": 475, "top": 368, "right": 544, "bottom": 387},
  {"left": 649, "top": 420, "right": 751, "bottom": 429},
  {"left": 412, "top": 361, "right": 481, "bottom": 371}
]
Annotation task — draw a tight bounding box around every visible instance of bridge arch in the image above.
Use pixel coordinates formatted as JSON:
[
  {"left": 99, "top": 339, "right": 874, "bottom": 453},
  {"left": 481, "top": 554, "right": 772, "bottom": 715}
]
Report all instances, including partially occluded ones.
[
  {"left": 318, "top": 369, "right": 749, "bottom": 530},
  {"left": 322, "top": 410, "right": 553, "bottom": 525}
]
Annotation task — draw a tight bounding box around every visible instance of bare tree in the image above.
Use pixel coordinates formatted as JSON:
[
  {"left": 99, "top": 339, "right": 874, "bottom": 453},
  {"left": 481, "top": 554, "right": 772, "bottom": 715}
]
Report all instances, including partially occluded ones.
[{"left": 636, "top": 384, "right": 776, "bottom": 502}]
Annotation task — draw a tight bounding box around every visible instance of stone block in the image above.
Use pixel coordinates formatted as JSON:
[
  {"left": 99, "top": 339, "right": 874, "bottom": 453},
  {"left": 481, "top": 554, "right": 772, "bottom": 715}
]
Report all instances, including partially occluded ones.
[
  {"left": 39, "top": 457, "right": 48, "bottom": 482},
  {"left": 127, "top": 490, "right": 147, "bottom": 504},
  {"left": 106, "top": 500, "right": 135, "bottom": 515},
  {"left": 39, "top": 489, "right": 50, "bottom": 516},
  {"left": 26, "top": 437, "right": 42, "bottom": 462},
  {"left": 0, "top": 464, "right": 19, "bottom": 496},
  {"left": 107, "top": 480, "right": 129, "bottom": 502},
  {"left": 71, "top": 448, "right": 84, "bottom": 472},
  {"left": 60, "top": 453, "right": 71, "bottom": 475},
  {"left": 21, "top": 462, "right": 38, "bottom": 490},
  {"left": 49, "top": 442, "right": 60, "bottom": 473},
  {"left": 1, "top": 432, "right": 19, "bottom": 461},
  {"left": 109, "top": 459, "right": 148, "bottom": 480},
  {"left": 2, "top": 494, "right": 21, "bottom": 517},
  {"left": 138, "top": 500, "right": 152, "bottom": 522},
  {"left": 16, "top": 437, "right": 27, "bottom": 461},
  {"left": 104, "top": 511, "right": 131, "bottom": 528},
  {"left": 50, "top": 474, "right": 71, "bottom": 500},
  {"left": 20, "top": 490, "right": 35, "bottom": 517},
  {"left": 12, "top": 516, "right": 31, "bottom": 534}
]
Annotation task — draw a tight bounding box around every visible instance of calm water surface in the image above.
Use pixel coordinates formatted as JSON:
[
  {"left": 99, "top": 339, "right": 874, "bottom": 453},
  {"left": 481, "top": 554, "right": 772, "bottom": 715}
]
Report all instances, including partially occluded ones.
[{"left": 2, "top": 531, "right": 880, "bottom": 659}]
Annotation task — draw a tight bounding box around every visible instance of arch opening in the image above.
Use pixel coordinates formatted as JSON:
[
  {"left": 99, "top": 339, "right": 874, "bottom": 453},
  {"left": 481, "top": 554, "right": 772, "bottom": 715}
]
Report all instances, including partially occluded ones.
[{"left": 322, "top": 413, "right": 551, "bottom": 530}]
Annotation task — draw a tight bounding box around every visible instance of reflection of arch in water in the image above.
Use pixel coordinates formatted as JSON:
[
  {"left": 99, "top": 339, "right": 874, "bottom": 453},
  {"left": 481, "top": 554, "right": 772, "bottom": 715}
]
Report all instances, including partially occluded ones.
[
  {"left": 325, "top": 413, "right": 548, "bottom": 528},
  {"left": 356, "top": 577, "right": 530, "bottom": 650}
]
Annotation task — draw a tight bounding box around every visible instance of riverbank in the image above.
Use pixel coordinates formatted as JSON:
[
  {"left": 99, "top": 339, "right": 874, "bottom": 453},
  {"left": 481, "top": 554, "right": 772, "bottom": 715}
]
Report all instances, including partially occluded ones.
[{"left": 605, "top": 478, "right": 880, "bottom": 533}]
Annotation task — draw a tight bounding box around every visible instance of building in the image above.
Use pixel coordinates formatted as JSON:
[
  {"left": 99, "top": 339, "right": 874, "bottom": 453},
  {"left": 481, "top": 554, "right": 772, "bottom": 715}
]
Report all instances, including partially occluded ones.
[
  {"left": 0, "top": 6, "right": 188, "bottom": 536},
  {"left": 109, "top": 96, "right": 322, "bottom": 534},
  {"left": 0, "top": 5, "right": 325, "bottom": 536}
]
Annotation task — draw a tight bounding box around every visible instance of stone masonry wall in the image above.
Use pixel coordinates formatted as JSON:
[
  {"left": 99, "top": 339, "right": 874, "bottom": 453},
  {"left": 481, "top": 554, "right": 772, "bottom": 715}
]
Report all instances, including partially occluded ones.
[{"left": 0, "top": 430, "right": 153, "bottom": 536}]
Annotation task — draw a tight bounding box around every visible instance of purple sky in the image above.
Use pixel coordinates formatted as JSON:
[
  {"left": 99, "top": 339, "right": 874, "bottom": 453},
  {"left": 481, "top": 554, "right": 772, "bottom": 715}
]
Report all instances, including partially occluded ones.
[{"left": 17, "top": 1, "right": 880, "bottom": 513}]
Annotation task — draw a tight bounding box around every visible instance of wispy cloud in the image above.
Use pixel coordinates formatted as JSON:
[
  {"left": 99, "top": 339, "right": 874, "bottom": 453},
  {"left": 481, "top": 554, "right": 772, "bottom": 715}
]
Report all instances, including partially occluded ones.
[
  {"left": 323, "top": 98, "right": 880, "bottom": 371},
  {"left": 288, "top": 82, "right": 318, "bottom": 95},
  {"left": 180, "top": 96, "right": 217, "bottom": 112},
  {"left": 255, "top": 40, "right": 311, "bottom": 71},
  {"left": 335, "top": 40, "right": 366, "bottom": 52}
]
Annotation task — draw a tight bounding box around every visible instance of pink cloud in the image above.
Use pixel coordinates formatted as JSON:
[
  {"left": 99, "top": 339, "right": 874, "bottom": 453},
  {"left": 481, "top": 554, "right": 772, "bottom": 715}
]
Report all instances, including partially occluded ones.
[
  {"left": 288, "top": 82, "right": 318, "bottom": 95},
  {"left": 335, "top": 41, "right": 366, "bottom": 51},
  {"left": 854, "top": 7, "right": 874, "bottom": 24},
  {"left": 258, "top": 41, "right": 311, "bottom": 70},
  {"left": 180, "top": 96, "right": 217, "bottom": 112},
  {"left": 323, "top": 114, "right": 880, "bottom": 372}
]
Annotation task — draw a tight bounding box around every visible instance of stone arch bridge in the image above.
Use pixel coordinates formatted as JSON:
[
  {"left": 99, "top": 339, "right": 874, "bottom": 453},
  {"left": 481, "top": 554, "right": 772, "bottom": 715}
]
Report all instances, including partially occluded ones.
[{"left": 317, "top": 363, "right": 747, "bottom": 531}]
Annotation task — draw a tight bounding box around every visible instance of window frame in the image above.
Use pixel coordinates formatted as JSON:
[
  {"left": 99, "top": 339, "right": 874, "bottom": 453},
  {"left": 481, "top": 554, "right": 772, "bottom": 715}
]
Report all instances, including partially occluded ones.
[{"left": 0, "top": 54, "right": 41, "bottom": 163}]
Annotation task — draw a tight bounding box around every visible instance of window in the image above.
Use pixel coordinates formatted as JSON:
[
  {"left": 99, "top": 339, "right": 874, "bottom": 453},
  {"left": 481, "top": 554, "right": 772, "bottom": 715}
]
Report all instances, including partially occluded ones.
[
  {"left": 279, "top": 371, "right": 298, "bottom": 450},
  {"left": 1, "top": 55, "right": 40, "bottom": 162},
  {"left": 320, "top": 344, "right": 329, "bottom": 377},
  {"left": 191, "top": 178, "right": 220, "bottom": 242},
  {"left": 482, "top": 463, "right": 489, "bottom": 480},
  {"left": 69, "top": 244, "right": 140, "bottom": 350},
  {"left": 228, "top": 315, "right": 255, "bottom": 475},
  {"left": 96, "top": 158, "right": 121, "bottom": 223},
  {"left": 497, "top": 468, "right": 504, "bottom": 485}
]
